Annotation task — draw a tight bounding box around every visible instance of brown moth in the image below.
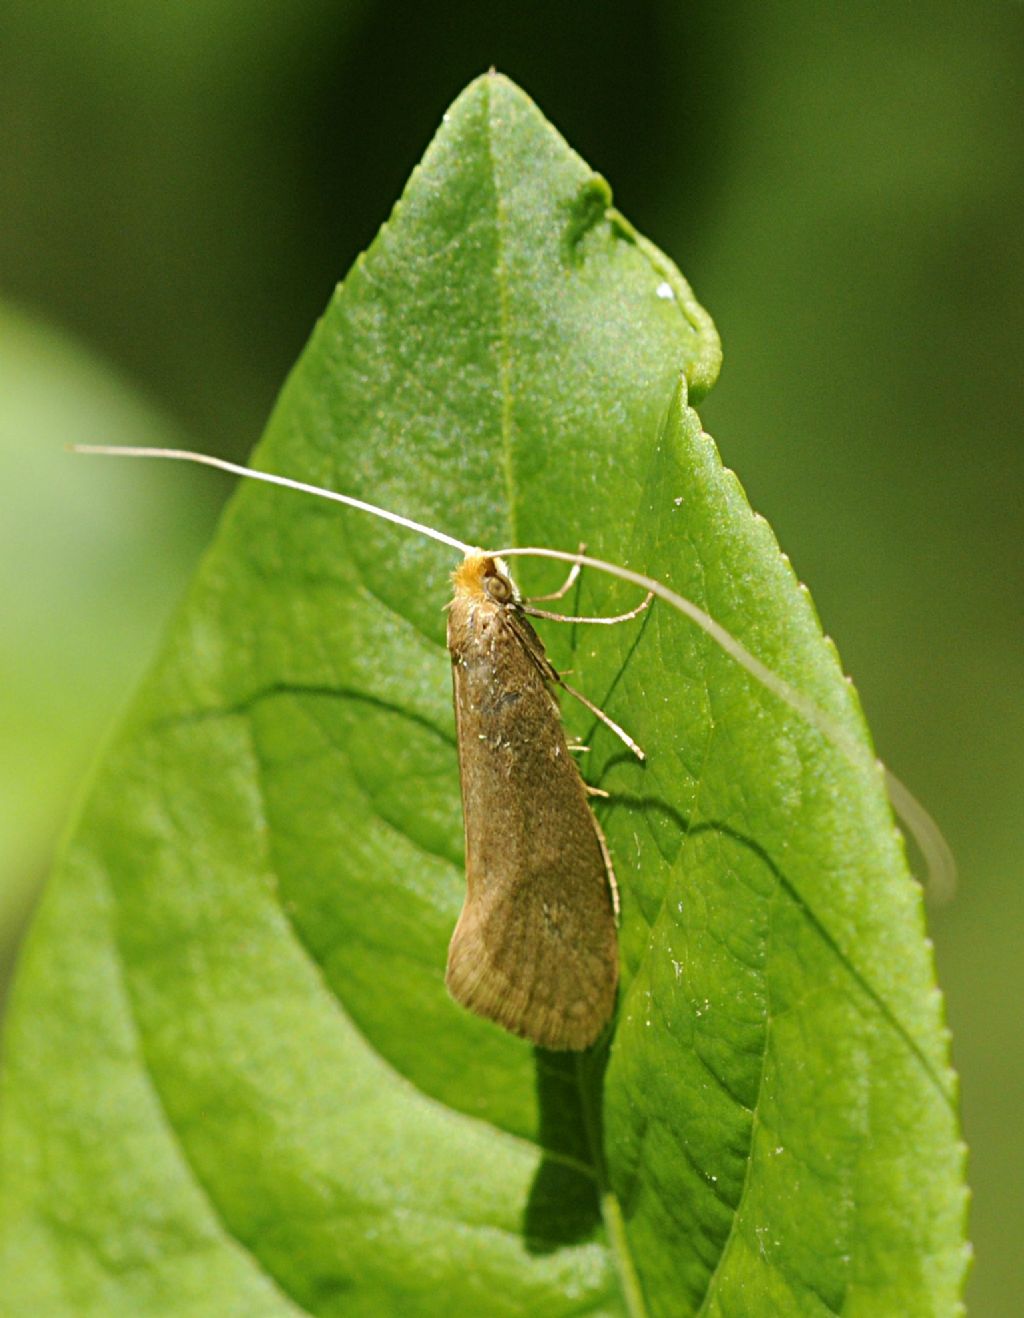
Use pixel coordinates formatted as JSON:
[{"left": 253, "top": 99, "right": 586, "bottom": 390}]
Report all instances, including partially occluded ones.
[
  {"left": 73, "top": 445, "right": 958, "bottom": 1041},
  {"left": 445, "top": 553, "right": 620, "bottom": 1051}
]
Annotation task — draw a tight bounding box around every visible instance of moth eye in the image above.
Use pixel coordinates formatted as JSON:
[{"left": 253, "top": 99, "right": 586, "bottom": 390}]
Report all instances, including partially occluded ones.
[{"left": 486, "top": 573, "right": 513, "bottom": 603}]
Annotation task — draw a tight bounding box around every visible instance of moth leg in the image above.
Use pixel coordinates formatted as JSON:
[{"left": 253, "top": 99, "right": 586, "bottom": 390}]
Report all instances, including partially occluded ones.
[
  {"left": 522, "top": 592, "right": 653, "bottom": 626},
  {"left": 585, "top": 783, "right": 610, "bottom": 799},
  {"left": 588, "top": 808, "right": 620, "bottom": 921},
  {"left": 523, "top": 542, "right": 585, "bottom": 603},
  {"left": 559, "top": 678, "right": 645, "bottom": 761}
]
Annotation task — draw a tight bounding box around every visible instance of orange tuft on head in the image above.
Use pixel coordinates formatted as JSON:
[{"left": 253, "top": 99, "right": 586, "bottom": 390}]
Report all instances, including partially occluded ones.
[{"left": 452, "top": 553, "right": 496, "bottom": 600}]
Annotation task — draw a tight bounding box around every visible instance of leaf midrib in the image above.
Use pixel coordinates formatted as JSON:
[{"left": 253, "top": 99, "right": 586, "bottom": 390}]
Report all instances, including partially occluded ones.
[
  {"left": 481, "top": 75, "right": 648, "bottom": 1318},
  {"left": 484, "top": 75, "right": 519, "bottom": 552}
]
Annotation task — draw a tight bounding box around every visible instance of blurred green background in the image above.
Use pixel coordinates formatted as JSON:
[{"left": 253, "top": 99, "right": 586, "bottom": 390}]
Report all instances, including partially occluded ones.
[{"left": 1, "top": 3, "right": 1019, "bottom": 1310}]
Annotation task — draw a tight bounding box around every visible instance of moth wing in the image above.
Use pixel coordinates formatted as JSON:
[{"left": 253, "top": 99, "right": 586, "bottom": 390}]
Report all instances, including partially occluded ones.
[{"left": 446, "top": 605, "right": 618, "bottom": 1051}]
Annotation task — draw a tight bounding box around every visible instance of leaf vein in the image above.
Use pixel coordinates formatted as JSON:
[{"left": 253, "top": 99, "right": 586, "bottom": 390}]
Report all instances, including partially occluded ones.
[
  {"left": 693, "top": 878, "right": 777, "bottom": 1315},
  {"left": 103, "top": 871, "right": 315, "bottom": 1316}
]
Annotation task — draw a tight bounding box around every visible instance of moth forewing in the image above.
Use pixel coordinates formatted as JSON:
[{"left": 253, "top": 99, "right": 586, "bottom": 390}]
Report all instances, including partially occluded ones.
[{"left": 445, "top": 554, "right": 619, "bottom": 1051}]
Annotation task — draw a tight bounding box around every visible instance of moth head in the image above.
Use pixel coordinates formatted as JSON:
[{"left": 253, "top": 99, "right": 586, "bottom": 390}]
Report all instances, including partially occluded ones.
[{"left": 452, "top": 552, "right": 520, "bottom": 605}]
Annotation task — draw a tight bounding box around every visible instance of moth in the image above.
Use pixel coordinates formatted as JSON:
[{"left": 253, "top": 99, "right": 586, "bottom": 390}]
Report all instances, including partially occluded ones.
[
  {"left": 74, "top": 445, "right": 955, "bottom": 1051},
  {"left": 446, "top": 551, "right": 646, "bottom": 1051}
]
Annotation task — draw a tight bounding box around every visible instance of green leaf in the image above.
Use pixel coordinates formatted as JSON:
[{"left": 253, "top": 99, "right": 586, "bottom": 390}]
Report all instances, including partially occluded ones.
[{"left": 1, "top": 73, "right": 966, "bottom": 1316}]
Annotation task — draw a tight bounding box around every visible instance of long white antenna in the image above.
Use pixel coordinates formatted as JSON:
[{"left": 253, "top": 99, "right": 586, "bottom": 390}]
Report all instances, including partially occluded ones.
[
  {"left": 71, "top": 445, "right": 476, "bottom": 556},
  {"left": 883, "top": 769, "right": 957, "bottom": 904},
  {"left": 74, "top": 444, "right": 954, "bottom": 896}
]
